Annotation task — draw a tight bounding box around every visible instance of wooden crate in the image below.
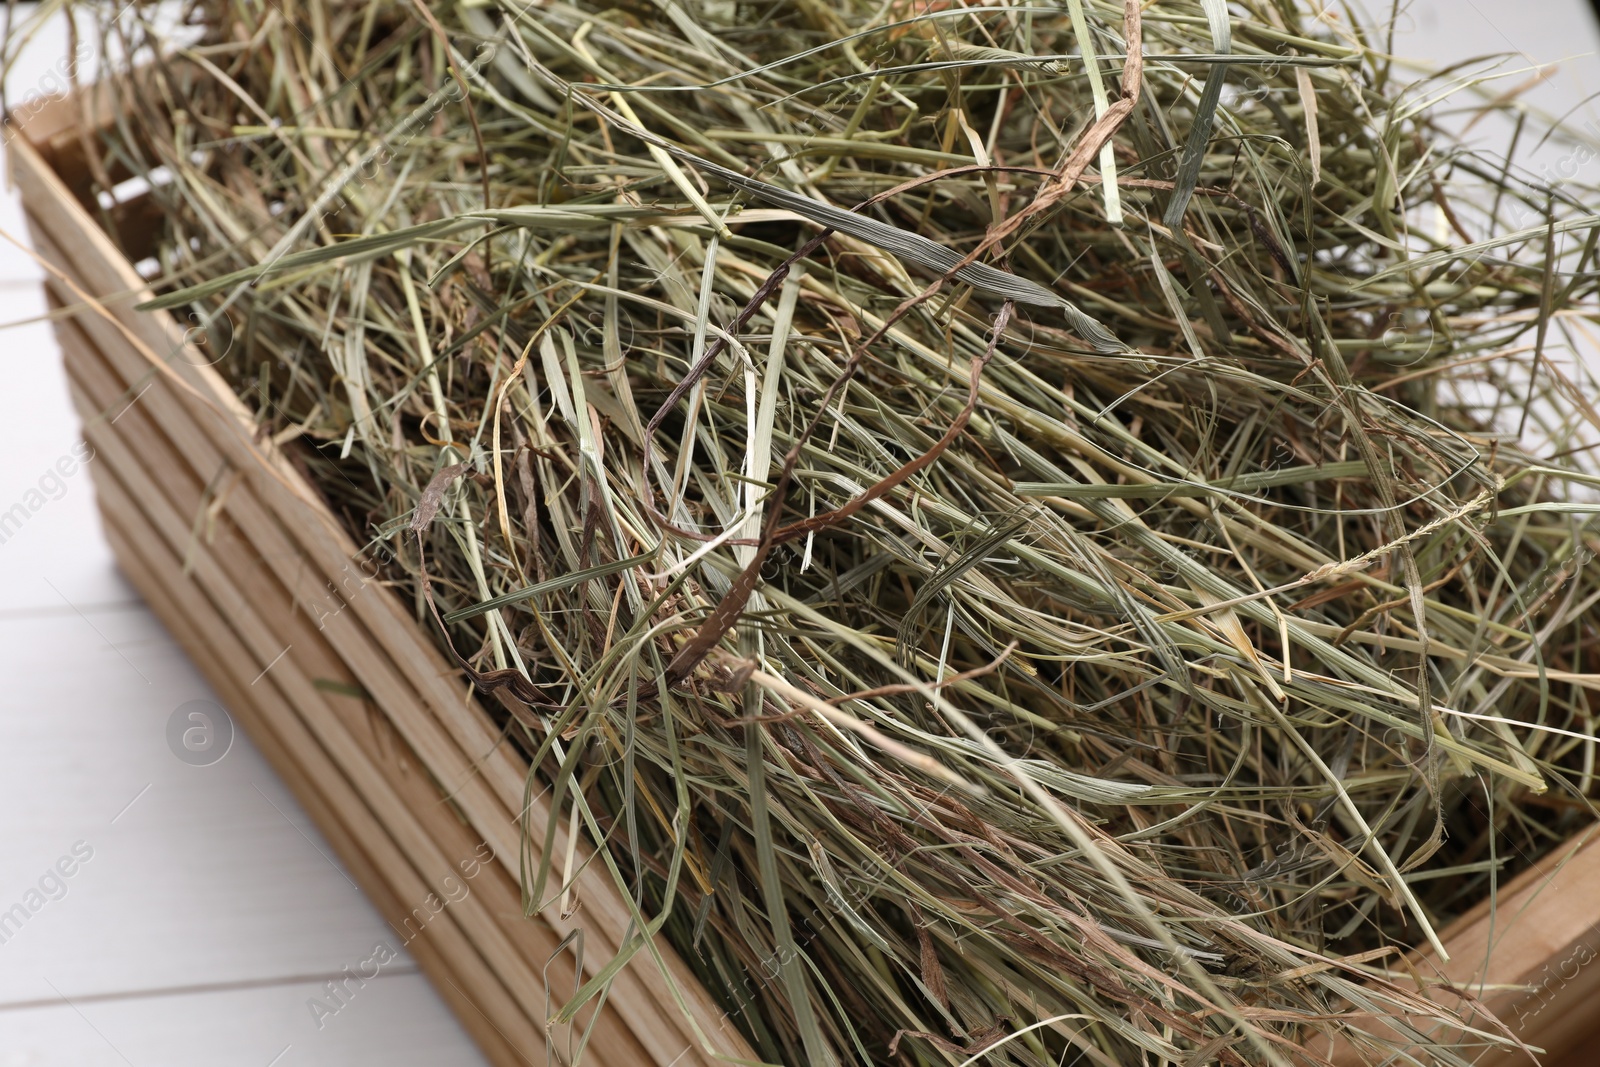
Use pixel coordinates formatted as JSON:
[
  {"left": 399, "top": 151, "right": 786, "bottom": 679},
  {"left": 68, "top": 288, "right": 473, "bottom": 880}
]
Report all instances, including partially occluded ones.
[
  {"left": 1314, "top": 826, "right": 1600, "bottom": 1067},
  {"left": 11, "top": 83, "right": 1600, "bottom": 1067},
  {"left": 7, "top": 89, "right": 752, "bottom": 1067}
]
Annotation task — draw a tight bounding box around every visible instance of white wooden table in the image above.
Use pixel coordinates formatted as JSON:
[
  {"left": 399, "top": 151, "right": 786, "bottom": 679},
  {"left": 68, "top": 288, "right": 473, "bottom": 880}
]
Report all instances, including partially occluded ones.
[{"left": 0, "top": 2, "right": 1594, "bottom": 1064}]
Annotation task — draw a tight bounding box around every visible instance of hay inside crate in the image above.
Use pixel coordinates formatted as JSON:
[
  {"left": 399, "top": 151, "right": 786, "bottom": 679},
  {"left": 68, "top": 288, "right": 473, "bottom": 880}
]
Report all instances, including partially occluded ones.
[
  {"left": 10, "top": 79, "right": 1600, "bottom": 1067},
  {"left": 7, "top": 86, "right": 753, "bottom": 1067}
]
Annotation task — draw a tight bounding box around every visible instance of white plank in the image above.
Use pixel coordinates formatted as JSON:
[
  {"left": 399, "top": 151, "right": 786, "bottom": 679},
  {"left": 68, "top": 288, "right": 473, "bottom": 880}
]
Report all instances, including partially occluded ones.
[
  {"left": 0, "top": 249, "right": 130, "bottom": 609},
  {"left": 0, "top": 971, "right": 486, "bottom": 1066},
  {"left": 0, "top": 611, "right": 421, "bottom": 1004}
]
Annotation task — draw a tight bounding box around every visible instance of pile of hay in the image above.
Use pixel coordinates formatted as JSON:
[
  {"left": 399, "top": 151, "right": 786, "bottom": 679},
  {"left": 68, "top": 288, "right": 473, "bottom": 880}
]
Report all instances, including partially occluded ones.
[{"left": 40, "top": 0, "right": 1600, "bottom": 1061}]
